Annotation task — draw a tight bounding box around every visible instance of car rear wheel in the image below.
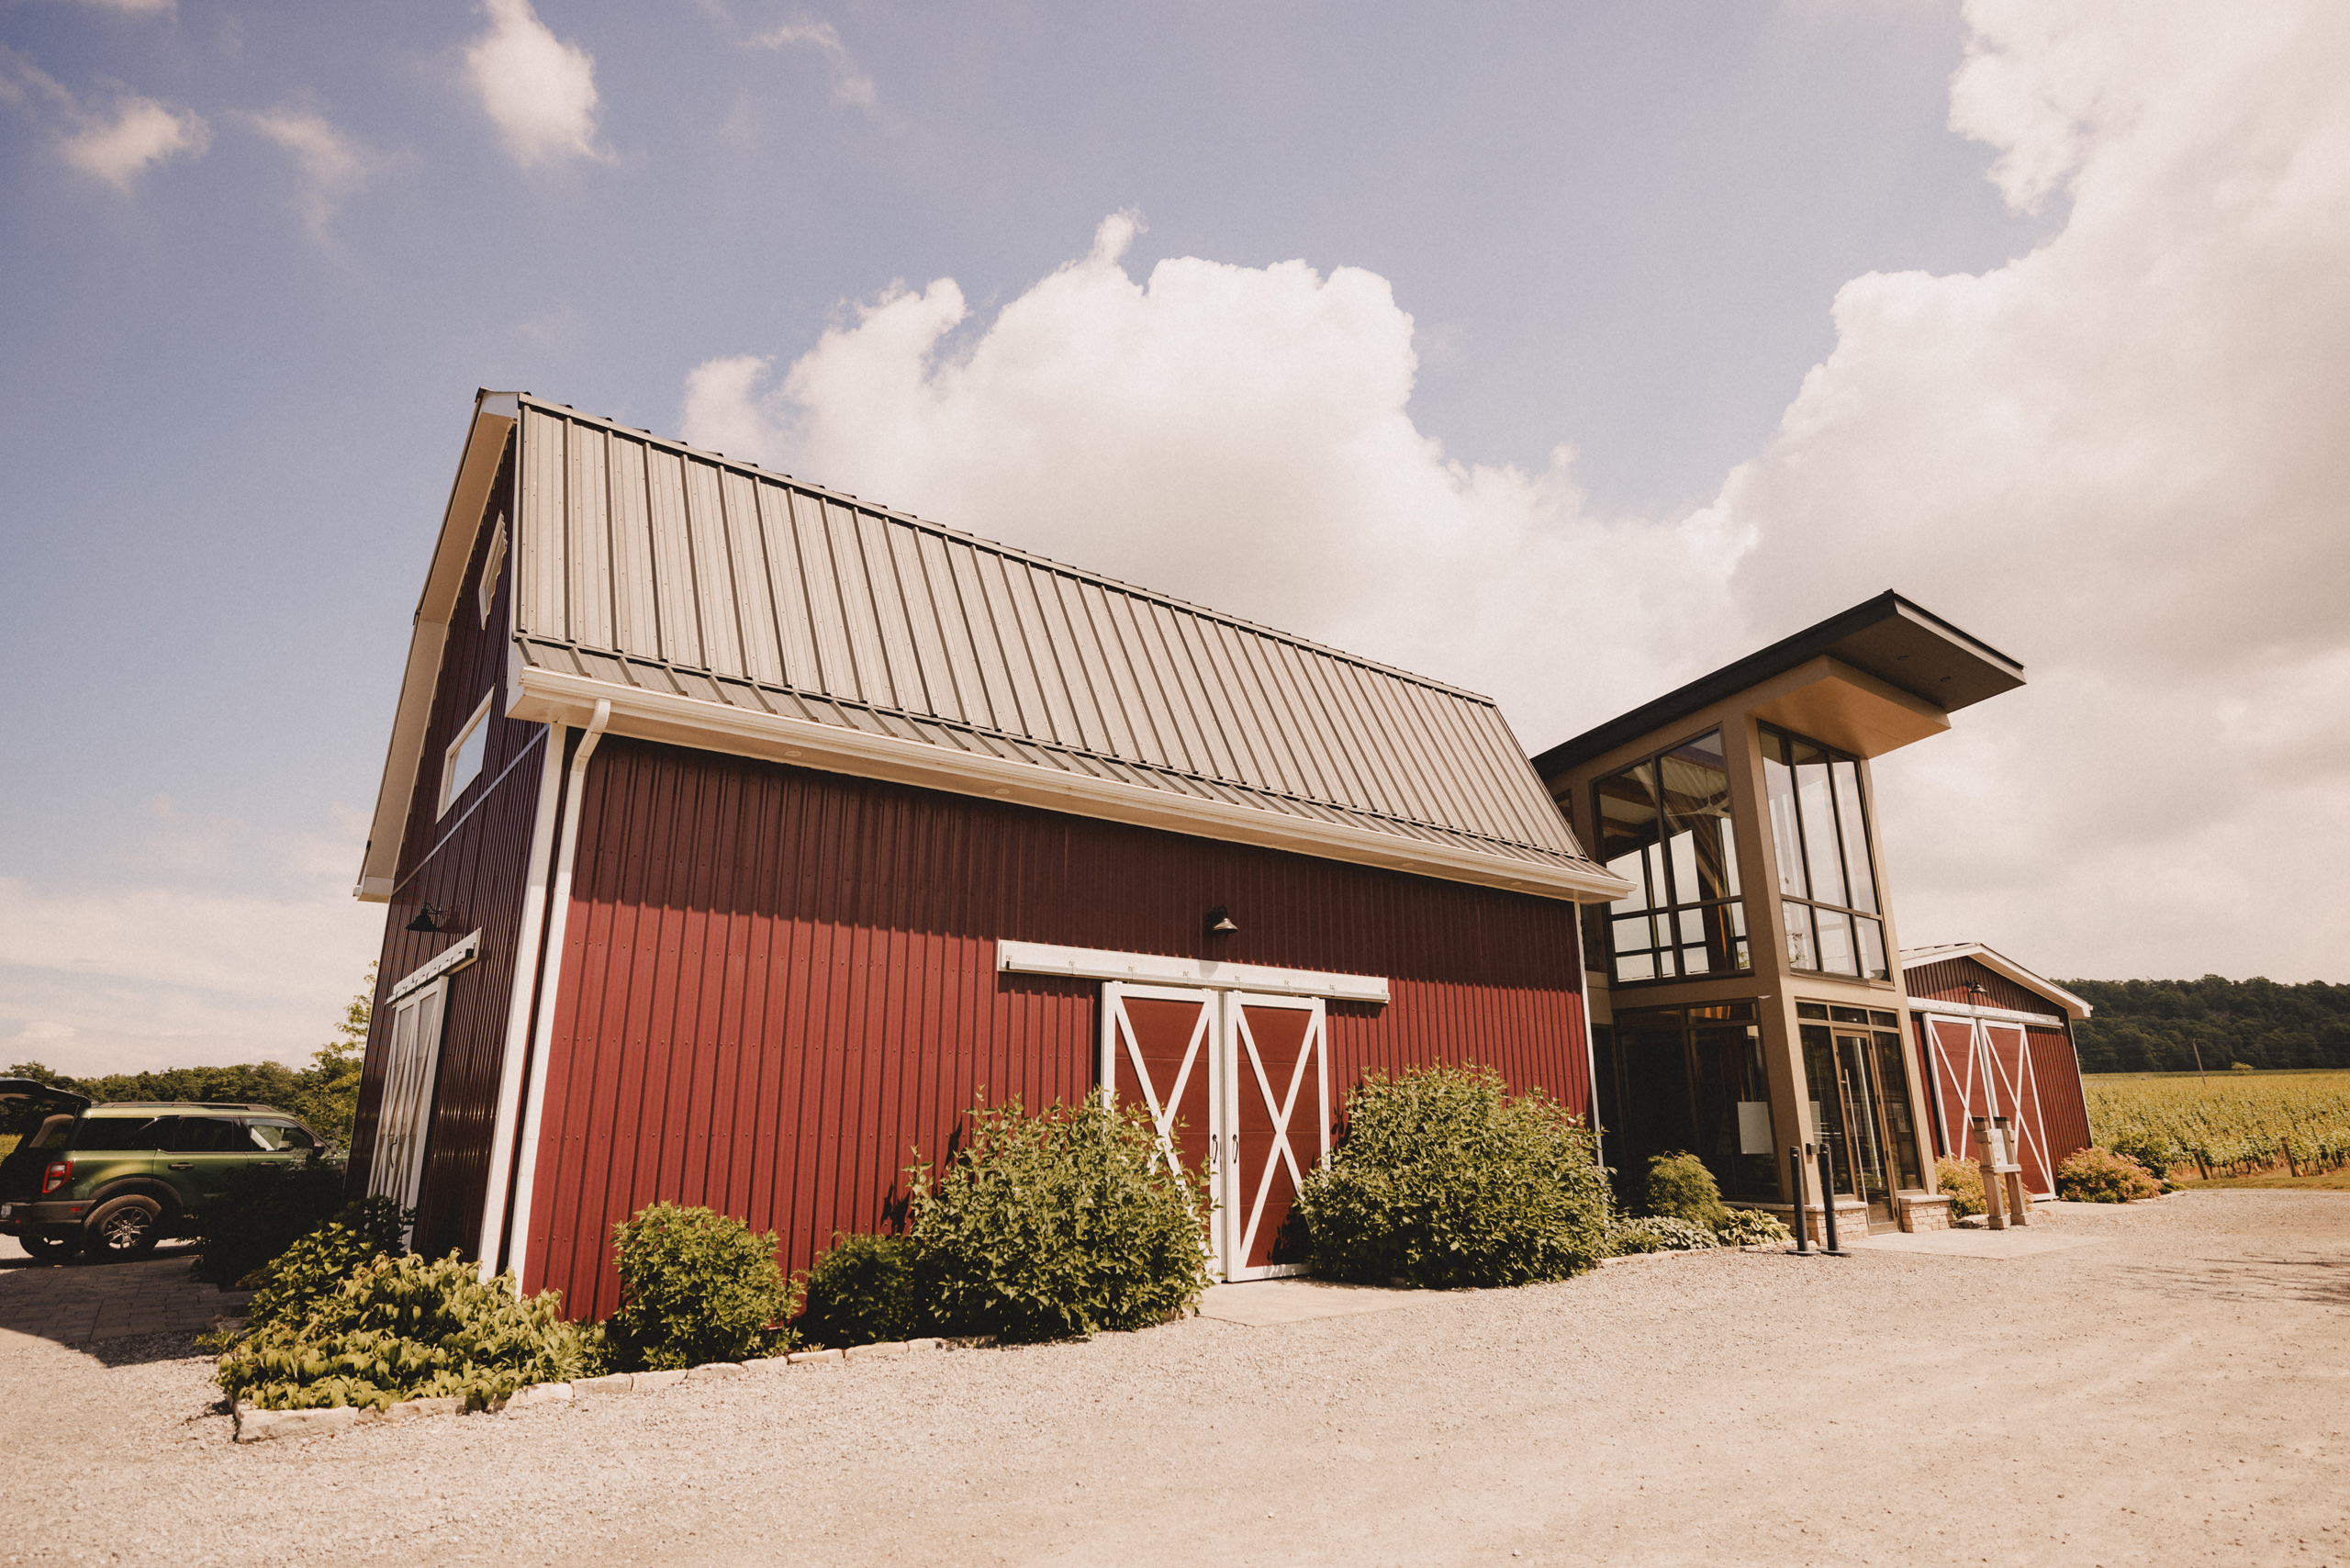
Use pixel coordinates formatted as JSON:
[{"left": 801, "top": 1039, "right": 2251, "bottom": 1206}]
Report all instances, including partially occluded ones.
[
  {"left": 20, "top": 1229, "right": 81, "bottom": 1262},
  {"left": 86, "top": 1196, "right": 163, "bottom": 1261}
]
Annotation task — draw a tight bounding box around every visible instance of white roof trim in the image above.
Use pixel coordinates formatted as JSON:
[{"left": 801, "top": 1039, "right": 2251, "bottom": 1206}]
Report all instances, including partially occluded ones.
[
  {"left": 998, "top": 941, "right": 1390, "bottom": 1002},
  {"left": 508, "top": 665, "right": 1631, "bottom": 903},
  {"left": 1900, "top": 942, "right": 2091, "bottom": 1020},
  {"left": 1908, "top": 999, "right": 2068, "bottom": 1030}
]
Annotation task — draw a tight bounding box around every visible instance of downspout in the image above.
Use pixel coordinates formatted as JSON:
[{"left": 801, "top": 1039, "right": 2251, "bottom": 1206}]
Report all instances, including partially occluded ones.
[
  {"left": 473, "top": 722, "right": 567, "bottom": 1282},
  {"left": 499, "top": 697, "right": 609, "bottom": 1295}
]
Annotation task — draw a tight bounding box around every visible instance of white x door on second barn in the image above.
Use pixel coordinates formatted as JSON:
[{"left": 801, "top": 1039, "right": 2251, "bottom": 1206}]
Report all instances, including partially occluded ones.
[{"left": 1101, "top": 983, "right": 1329, "bottom": 1281}]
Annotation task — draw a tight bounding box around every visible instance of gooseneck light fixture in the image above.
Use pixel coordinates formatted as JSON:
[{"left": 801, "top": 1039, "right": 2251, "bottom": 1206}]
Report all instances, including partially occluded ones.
[{"left": 1205, "top": 905, "right": 1238, "bottom": 936}]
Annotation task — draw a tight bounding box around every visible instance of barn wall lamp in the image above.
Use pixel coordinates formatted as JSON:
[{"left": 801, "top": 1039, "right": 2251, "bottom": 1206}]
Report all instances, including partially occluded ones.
[
  {"left": 406, "top": 903, "right": 446, "bottom": 934},
  {"left": 1205, "top": 905, "right": 1238, "bottom": 936}
]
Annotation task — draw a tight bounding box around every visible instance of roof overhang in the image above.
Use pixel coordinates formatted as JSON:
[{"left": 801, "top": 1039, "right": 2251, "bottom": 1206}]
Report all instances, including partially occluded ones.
[
  {"left": 1746, "top": 655, "right": 1951, "bottom": 759},
  {"left": 355, "top": 391, "right": 520, "bottom": 902},
  {"left": 507, "top": 664, "right": 1633, "bottom": 904},
  {"left": 1535, "top": 591, "right": 2023, "bottom": 776},
  {"left": 1901, "top": 943, "right": 2092, "bottom": 1020}
]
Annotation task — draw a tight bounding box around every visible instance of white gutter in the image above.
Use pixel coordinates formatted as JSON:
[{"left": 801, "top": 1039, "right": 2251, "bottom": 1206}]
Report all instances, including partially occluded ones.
[
  {"left": 499, "top": 697, "right": 609, "bottom": 1294},
  {"left": 473, "top": 722, "right": 567, "bottom": 1283}
]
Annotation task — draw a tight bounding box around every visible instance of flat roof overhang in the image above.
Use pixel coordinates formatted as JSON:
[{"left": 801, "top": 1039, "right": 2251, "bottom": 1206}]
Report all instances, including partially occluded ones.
[{"left": 1534, "top": 590, "right": 2024, "bottom": 775}]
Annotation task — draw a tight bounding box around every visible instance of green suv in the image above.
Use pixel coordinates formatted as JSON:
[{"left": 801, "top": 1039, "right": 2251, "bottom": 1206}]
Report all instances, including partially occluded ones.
[{"left": 0, "top": 1078, "right": 328, "bottom": 1262}]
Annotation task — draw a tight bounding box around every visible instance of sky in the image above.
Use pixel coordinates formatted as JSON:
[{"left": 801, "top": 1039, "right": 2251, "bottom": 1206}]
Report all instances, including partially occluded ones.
[{"left": 1, "top": 0, "right": 2343, "bottom": 1078}]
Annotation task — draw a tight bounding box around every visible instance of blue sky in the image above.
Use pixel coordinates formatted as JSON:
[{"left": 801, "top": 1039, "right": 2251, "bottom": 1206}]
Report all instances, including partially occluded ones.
[{"left": 3, "top": 0, "right": 2344, "bottom": 1073}]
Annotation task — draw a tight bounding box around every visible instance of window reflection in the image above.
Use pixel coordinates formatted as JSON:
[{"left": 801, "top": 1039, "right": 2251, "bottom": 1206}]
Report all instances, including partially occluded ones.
[
  {"left": 1593, "top": 729, "right": 1750, "bottom": 983},
  {"left": 1761, "top": 725, "right": 1889, "bottom": 980}
]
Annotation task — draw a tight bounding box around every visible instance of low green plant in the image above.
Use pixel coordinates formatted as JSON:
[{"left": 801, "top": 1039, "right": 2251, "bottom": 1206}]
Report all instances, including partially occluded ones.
[
  {"left": 604, "top": 1203, "right": 800, "bottom": 1372},
  {"left": 910, "top": 1097, "right": 1213, "bottom": 1344},
  {"left": 2057, "top": 1146, "right": 2163, "bottom": 1203},
  {"left": 239, "top": 1197, "right": 412, "bottom": 1333},
  {"left": 216, "top": 1251, "right": 590, "bottom": 1410},
  {"left": 191, "top": 1160, "right": 350, "bottom": 1287},
  {"left": 1643, "top": 1151, "right": 1729, "bottom": 1230},
  {"left": 1294, "top": 1064, "right": 1610, "bottom": 1290},
  {"left": 1714, "top": 1207, "right": 1793, "bottom": 1247},
  {"left": 2106, "top": 1131, "right": 2175, "bottom": 1182},
  {"left": 1606, "top": 1215, "right": 1719, "bottom": 1254},
  {"left": 799, "top": 1231, "right": 922, "bottom": 1348},
  {"left": 1935, "top": 1155, "right": 1986, "bottom": 1218}
]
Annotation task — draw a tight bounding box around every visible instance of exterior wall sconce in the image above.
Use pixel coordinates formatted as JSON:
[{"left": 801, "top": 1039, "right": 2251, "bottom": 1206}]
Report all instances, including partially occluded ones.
[
  {"left": 406, "top": 903, "right": 446, "bottom": 934},
  {"left": 1205, "top": 905, "right": 1238, "bottom": 936}
]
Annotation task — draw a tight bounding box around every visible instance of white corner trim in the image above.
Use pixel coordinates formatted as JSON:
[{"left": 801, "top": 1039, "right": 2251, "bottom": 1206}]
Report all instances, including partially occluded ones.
[
  {"left": 387, "top": 930, "right": 483, "bottom": 1004},
  {"left": 998, "top": 940, "right": 1390, "bottom": 1003},
  {"left": 1911, "top": 1000, "right": 2066, "bottom": 1029}
]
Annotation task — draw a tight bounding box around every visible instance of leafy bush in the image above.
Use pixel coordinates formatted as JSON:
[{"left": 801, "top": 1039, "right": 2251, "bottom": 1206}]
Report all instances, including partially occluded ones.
[
  {"left": 217, "top": 1252, "right": 590, "bottom": 1410},
  {"left": 2057, "top": 1146, "right": 2162, "bottom": 1204},
  {"left": 1643, "top": 1151, "right": 1729, "bottom": 1230},
  {"left": 799, "top": 1231, "right": 921, "bottom": 1348},
  {"left": 1714, "top": 1207, "right": 1793, "bottom": 1247},
  {"left": 910, "top": 1097, "right": 1213, "bottom": 1344},
  {"left": 1294, "top": 1064, "right": 1610, "bottom": 1290},
  {"left": 604, "top": 1203, "right": 800, "bottom": 1372},
  {"left": 1935, "top": 1156, "right": 1986, "bottom": 1218},
  {"left": 191, "top": 1160, "right": 350, "bottom": 1287},
  {"left": 1606, "top": 1215, "right": 1719, "bottom": 1254},
  {"left": 240, "top": 1197, "right": 412, "bottom": 1332},
  {"left": 2106, "top": 1132, "right": 2176, "bottom": 1182}
]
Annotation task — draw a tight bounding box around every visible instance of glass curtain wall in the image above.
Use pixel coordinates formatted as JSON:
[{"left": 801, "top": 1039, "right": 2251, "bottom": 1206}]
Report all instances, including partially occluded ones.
[
  {"left": 1797, "top": 1002, "right": 1923, "bottom": 1221},
  {"left": 1594, "top": 730, "right": 1749, "bottom": 985},
  {"left": 1603, "top": 1002, "right": 1779, "bottom": 1202},
  {"left": 1760, "top": 725, "right": 1890, "bottom": 980}
]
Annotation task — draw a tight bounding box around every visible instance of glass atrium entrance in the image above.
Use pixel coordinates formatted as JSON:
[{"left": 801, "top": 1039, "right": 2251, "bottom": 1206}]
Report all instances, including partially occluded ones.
[
  {"left": 1597, "top": 1002, "right": 1781, "bottom": 1204},
  {"left": 1798, "top": 1003, "right": 1923, "bottom": 1228}
]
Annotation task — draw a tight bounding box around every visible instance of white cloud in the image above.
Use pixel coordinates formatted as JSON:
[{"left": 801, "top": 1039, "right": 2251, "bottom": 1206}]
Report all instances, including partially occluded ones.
[
  {"left": 0, "top": 47, "right": 208, "bottom": 190},
  {"left": 464, "top": 0, "right": 606, "bottom": 170},
  {"left": 71, "top": 0, "right": 177, "bottom": 12},
  {"left": 240, "top": 105, "right": 375, "bottom": 237},
  {"left": 681, "top": 2, "right": 2348, "bottom": 984},
  {"left": 749, "top": 17, "right": 877, "bottom": 109},
  {"left": 682, "top": 211, "right": 1743, "bottom": 735}
]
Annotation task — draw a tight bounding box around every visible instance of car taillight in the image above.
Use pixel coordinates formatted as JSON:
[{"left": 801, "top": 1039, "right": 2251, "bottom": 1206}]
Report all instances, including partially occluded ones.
[{"left": 41, "top": 1161, "right": 73, "bottom": 1195}]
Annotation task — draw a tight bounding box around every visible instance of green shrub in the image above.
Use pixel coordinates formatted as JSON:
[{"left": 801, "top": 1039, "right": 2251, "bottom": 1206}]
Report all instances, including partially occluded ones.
[
  {"left": 799, "top": 1232, "right": 921, "bottom": 1348},
  {"left": 216, "top": 1252, "right": 590, "bottom": 1410},
  {"left": 910, "top": 1097, "right": 1213, "bottom": 1344},
  {"left": 1642, "top": 1151, "right": 1729, "bottom": 1230},
  {"left": 1714, "top": 1207, "right": 1793, "bottom": 1247},
  {"left": 2057, "top": 1146, "right": 2163, "bottom": 1204},
  {"left": 1935, "top": 1155, "right": 1986, "bottom": 1218},
  {"left": 1606, "top": 1215, "right": 1719, "bottom": 1254},
  {"left": 191, "top": 1160, "right": 350, "bottom": 1287},
  {"left": 240, "top": 1197, "right": 411, "bottom": 1332},
  {"left": 1294, "top": 1064, "right": 1610, "bottom": 1290},
  {"left": 2107, "top": 1132, "right": 2175, "bottom": 1182},
  {"left": 604, "top": 1203, "right": 800, "bottom": 1371}
]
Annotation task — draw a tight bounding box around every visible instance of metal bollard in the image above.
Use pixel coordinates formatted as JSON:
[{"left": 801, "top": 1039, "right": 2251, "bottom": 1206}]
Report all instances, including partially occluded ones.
[
  {"left": 1816, "top": 1143, "right": 1849, "bottom": 1256},
  {"left": 1788, "top": 1146, "right": 1813, "bottom": 1255}
]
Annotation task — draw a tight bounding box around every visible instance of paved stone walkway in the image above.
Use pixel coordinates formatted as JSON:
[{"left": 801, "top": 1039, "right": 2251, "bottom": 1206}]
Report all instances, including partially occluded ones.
[{"left": 0, "top": 1238, "right": 251, "bottom": 1346}]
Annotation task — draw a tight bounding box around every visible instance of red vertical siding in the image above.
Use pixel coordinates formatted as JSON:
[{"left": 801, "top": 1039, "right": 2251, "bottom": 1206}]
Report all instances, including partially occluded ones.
[
  {"left": 352, "top": 432, "right": 552, "bottom": 1258},
  {"left": 2028, "top": 1025, "right": 2095, "bottom": 1172},
  {"left": 523, "top": 736, "right": 1588, "bottom": 1319},
  {"left": 1905, "top": 957, "right": 2049, "bottom": 1015}
]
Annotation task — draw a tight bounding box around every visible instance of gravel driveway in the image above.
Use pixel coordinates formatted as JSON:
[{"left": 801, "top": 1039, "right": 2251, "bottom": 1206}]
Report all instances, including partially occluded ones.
[{"left": 6, "top": 1192, "right": 2344, "bottom": 1568}]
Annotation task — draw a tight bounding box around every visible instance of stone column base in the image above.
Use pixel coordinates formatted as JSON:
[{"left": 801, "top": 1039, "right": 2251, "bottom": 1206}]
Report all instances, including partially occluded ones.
[
  {"left": 1897, "top": 1192, "right": 1953, "bottom": 1232},
  {"left": 1752, "top": 1199, "right": 1871, "bottom": 1247}
]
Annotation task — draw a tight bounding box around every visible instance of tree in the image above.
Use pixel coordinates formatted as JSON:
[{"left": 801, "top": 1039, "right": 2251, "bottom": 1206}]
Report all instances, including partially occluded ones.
[{"left": 290, "top": 964, "right": 373, "bottom": 1149}]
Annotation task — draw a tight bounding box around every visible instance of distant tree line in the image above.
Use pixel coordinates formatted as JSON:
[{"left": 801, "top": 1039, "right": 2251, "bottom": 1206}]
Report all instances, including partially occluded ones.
[
  {"left": 4, "top": 967, "right": 373, "bottom": 1148},
  {"left": 2064, "top": 975, "right": 2350, "bottom": 1073}
]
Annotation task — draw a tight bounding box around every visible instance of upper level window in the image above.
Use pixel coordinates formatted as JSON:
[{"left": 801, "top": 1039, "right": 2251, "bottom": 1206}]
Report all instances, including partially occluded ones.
[
  {"left": 1761, "top": 725, "right": 1889, "bottom": 980},
  {"left": 1594, "top": 728, "right": 1749, "bottom": 984},
  {"left": 478, "top": 517, "right": 507, "bottom": 628},
  {"left": 440, "top": 690, "right": 492, "bottom": 818}
]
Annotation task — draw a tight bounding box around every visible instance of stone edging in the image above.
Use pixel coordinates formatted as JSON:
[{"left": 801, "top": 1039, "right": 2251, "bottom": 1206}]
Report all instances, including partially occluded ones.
[{"left": 231, "top": 1337, "right": 970, "bottom": 1445}]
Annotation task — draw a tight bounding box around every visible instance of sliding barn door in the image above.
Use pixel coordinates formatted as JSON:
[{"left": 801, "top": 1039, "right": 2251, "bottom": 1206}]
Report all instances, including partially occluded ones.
[
  {"left": 369, "top": 978, "right": 448, "bottom": 1215},
  {"left": 1225, "top": 992, "right": 1327, "bottom": 1281},
  {"left": 1101, "top": 981, "right": 1221, "bottom": 1219}
]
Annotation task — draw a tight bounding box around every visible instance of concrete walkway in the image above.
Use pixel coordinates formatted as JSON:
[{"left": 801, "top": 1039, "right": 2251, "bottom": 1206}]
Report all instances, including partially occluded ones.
[
  {"left": 1194, "top": 1277, "right": 1425, "bottom": 1326},
  {"left": 0, "top": 1237, "right": 250, "bottom": 1347},
  {"left": 1843, "top": 1227, "right": 2107, "bottom": 1259}
]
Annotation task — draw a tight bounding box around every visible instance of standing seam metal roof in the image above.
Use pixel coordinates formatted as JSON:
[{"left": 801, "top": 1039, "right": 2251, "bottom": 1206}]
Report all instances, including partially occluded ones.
[{"left": 509, "top": 398, "right": 1599, "bottom": 878}]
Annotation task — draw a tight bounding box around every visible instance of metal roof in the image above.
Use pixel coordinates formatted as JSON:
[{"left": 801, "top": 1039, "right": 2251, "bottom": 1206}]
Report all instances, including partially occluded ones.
[
  {"left": 503, "top": 398, "right": 1617, "bottom": 898},
  {"left": 1533, "top": 591, "right": 2025, "bottom": 776}
]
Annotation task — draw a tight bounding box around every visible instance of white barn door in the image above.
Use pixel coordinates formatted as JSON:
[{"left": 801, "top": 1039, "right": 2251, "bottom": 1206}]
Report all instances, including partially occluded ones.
[
  {"left": 1100, "top": 983, "right": 1328, "bottom": 1282},
  {"left": 369, "top": 977, "right": 449, "bottom": 1217}
]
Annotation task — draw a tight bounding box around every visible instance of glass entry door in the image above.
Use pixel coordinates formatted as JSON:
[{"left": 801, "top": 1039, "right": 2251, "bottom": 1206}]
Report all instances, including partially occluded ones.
[{"left": 1801, "top": 1019, "right": 1924, "bottom": 1228}]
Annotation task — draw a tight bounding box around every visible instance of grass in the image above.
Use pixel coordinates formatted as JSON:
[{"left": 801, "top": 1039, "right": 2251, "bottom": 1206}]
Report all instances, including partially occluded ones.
[
  {"left": 2173, "top": 1170, "right": 2350, "bottom": 1192},
  {"left": 2087, "top": 1070, "right": 2350, "bottom": 1181}
]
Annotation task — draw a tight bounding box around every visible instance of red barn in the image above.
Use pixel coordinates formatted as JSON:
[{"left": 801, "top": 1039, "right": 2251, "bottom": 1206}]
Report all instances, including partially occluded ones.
[
  {"left": 1900, "top": 943, "right": 2096, "bottom": 1199},
  {"left": 351, "top": 392, "right": 1627, "bottom": 1317}
]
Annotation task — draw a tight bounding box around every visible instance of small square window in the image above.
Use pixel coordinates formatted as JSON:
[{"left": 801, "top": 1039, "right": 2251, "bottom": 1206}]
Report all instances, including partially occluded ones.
[{"left": 440, "top": 690, "right": 493, "bottom": 817}]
